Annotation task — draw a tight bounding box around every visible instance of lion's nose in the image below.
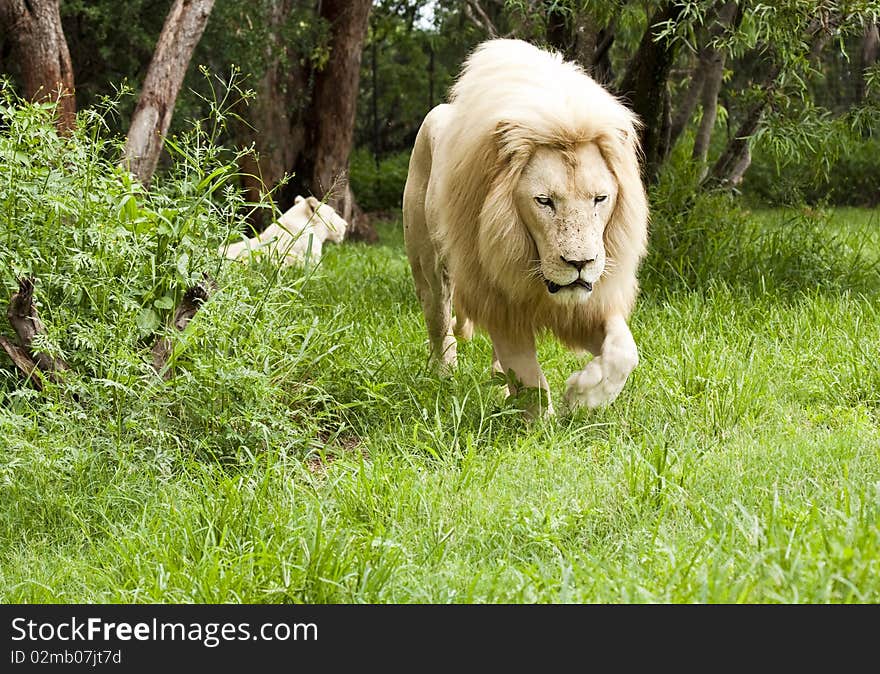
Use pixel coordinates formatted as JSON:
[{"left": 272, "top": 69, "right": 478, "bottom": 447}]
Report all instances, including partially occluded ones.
[{"left": 560, "top": 256, "right": 595, "bottom": 271}]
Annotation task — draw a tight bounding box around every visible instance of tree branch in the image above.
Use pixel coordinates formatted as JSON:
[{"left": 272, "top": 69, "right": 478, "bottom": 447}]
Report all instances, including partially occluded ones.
[
  {"left": 7, "top": 277, "right": 69, "bottom": 377},
  {"left": 703, "top": 8, "right": 839, "bottom": 190},
  {"left": 0, "top": 335, "right": 43, "bottom": 390},
  {"left": 463, "top": 0, "right": 498, "bottom": 38}
]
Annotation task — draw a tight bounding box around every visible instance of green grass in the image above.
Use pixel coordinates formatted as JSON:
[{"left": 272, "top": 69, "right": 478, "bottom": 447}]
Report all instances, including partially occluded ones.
[
  {"left": 1, "top": 101, "right": 878, "bottom": 603},
  {"left": 3, "top": 207, "right": 878, "bottom": 603}
]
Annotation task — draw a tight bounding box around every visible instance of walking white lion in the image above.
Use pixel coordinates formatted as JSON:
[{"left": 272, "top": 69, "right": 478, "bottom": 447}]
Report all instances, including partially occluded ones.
[{"left": 402, "top": 39, "right": 649, "bottom": 414}]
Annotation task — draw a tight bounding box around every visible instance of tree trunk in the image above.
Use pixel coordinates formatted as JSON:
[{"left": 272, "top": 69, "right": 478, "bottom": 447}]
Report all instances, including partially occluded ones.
[
  {"left": 573, "top": 13, "right": 615, "bottom": 85},
  {"left": 288, "top": 0, "right": 375, "bottom": 242},
  {"left": 0, "top": 0, "right": 75, "bottom": 133},
  {"left": 121, "top": 0, "right": 215, "bottom": 186},
  {"left": 857, "top": 23, "right": 879, "bottom": 103},
  {"left": 462, "top": 0, "right": 499, "bottom": 37},
  {"left": 545, "top": 3, "right": 574, "bottom": 58},
  {"left": 619, "top": 2, "right": 687, "bottom": 183},
  {"left": 668, "top": 52, "right": 707, "bottom": 150},
  {"left": 691, "top": 0, "right": 752, "bottom": 168},
  {"left": 591, "top": 26, "right": 615, "bottom": 85},
  {"left": 704, "top": 11, "right": 840, "bottom": 190},
  {"left": 703, "top": 89, "right": 770, "bottom": 189},
  {"left": 668, "top": 0, "right": 739, "bottom": 154},
  {"left": 235, "top": 0, "right": 306, "bottom": 231},
  {"left": 1, "top": 277, "right": 70, "bottom": 389},
  {"left": 691, "top": 50, "right": 725, "bottom": 167},
  {"left": 428, "top": 43, "right": 435, "bottom": 108}
]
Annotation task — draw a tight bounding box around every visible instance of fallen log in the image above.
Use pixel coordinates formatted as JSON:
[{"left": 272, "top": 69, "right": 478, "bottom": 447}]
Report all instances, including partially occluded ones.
[
  {"left": 2, "top": 278, "right": 70, "bottom": 387},
  {"left": 151, "top": 274, "right": 216, "bottom": 378},
  {"left": 0, "top": 335, "right": 44, "bottom": 390}
]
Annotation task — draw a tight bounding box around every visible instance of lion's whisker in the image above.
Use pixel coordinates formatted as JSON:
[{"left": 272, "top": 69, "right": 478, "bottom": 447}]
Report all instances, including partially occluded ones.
[
  {"left": 526, "top": 265, "right": 544, "bottom": 281},
  {"left": 602, "top": 260, "right": 620, "bottom": 277}
]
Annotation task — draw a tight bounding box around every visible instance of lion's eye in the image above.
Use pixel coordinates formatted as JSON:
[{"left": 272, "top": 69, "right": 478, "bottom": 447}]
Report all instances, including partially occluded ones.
[
  {"left": 535, "top": 196, "right": 554, "bottom": 208},
  {"left": 594, "top": 195, "right": 608, "bottom": 204}
]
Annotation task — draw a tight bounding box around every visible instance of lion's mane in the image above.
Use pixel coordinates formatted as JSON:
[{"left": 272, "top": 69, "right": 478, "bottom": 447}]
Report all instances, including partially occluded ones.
[{"left": 432, "top": 39, "right": 649, "bottom": 349}]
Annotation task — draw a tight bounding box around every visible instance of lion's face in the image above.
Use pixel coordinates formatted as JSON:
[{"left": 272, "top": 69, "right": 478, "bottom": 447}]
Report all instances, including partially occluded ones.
[
  {"left": 313, "top": 201, "right": 348, "bottom": 244},
  {"left": 514, "top": 142, "right": 617, "bottom": 305},
  {"left": 298, "top": 196, "right": 348, "bottom": 243}
]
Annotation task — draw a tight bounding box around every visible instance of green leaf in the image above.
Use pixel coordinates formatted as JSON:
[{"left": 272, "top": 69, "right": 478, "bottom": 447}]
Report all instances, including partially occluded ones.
[
  {"left": 118, "top": 194, "right": 138, "bottom": 221},
  {"left": 176, "top": 252, "right": 190, "bottom": 278},
  {"left": 136, "top": 308, "right": 160, "bottom": 334},
  {"left": 157, "top": 220, "right": 174, "bottom": 237},
  {"left": 196, "top": 165, "right": 230, "bottom": 192},
  {"left": 153, "top": 295, "right": 175, "bottom": 310}
]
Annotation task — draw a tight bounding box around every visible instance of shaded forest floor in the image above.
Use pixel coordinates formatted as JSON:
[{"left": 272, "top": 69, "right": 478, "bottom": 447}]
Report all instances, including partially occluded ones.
[{"left": 1, "top": 207, "right": 879, "bottom": 603}]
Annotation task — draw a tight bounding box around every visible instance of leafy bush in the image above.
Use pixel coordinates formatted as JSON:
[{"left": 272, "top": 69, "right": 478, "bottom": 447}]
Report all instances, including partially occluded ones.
[
  {"left": 349, "top": 147, "right": 410, "bottom": 213},
  {"left": 647, "top": 146, "right": 879, "bottom": 294},
  {"left": 742, "top": 129, "right": 880, "bottom": 207},
  {"left": 0, "top": 86, "right": 345, "bottom": 459},
  {"left": 0, "top": 88, "right": 235, "bottom": 376}
]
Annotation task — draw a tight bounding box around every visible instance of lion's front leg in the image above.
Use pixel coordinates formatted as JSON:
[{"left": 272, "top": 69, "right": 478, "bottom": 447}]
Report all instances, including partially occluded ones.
[
  {"left": 565, "top": 314, "right": 638, "bottom": 409},
  {"left": 490, "top": 331, "right": 553, "bottom": 417}
]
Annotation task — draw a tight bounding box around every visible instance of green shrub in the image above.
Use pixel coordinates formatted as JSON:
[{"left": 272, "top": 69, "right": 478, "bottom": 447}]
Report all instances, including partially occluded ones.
[
  {"left": 647, "top": 146, "right": 879, "bottom": 294},
  {"left": 349, "top": 147, "right": 410, "bottom": 213},
  {"left": 742, "top": 131, "right": 880, "bottom": 207},
  {"left": 0, "top": 86, "right": 344, "bottom": 459},
  {"left": 0, "top": 89, "right": 234, "bottom": 378}
]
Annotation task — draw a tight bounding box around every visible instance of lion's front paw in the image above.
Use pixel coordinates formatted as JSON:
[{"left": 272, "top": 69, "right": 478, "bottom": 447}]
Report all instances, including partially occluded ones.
[
  {"left": 433, "top": 335, "right": 458, "bottom": 377},
  {"left": 564, "top": 354, "right": 633, "bottom": 409}
]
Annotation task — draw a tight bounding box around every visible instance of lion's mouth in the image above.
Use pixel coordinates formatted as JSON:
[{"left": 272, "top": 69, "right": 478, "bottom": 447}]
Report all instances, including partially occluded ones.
[{"left": 546, "top": 278, "right": 593, "bottom": 294}]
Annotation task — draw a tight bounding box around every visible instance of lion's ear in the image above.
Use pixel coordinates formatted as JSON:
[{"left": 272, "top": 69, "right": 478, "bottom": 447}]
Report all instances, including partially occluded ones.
[
  {"left": 306, "top": 196, "right": 322, "bottom": 212},
  {"left": 616, "top": 116, "right": 643, "bottom": 149},
  {"left": 294, "top": 195, "right": 304, "bottom": 204}
]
